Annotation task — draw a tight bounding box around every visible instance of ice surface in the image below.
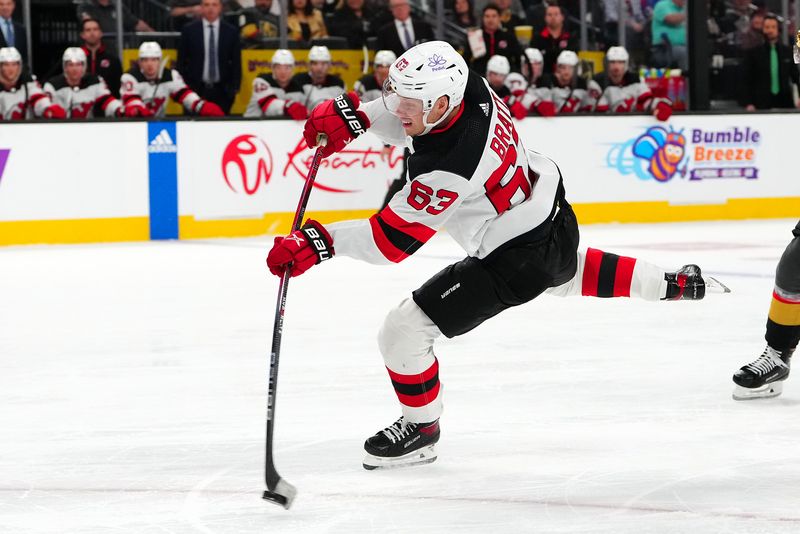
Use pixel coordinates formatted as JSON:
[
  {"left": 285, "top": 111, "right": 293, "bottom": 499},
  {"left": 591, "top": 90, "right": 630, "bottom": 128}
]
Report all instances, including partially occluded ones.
[{"left": 1, "top": 219, "right": 799, "bottom": 533}]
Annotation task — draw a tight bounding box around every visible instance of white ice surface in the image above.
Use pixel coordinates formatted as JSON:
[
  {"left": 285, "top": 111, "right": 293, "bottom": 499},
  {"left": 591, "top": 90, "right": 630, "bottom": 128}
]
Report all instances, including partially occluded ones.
[{"left": 1, "top": 219, "right": 799, "bottom": 534}]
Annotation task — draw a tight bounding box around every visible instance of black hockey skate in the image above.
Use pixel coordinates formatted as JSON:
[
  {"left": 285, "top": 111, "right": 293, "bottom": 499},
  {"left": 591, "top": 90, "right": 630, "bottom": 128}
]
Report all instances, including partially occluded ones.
[
  {"left": 363, "top": 417, "right": 440, "bottom": 470},
  {"left": 662, "top": 264, "right": 730, "bottom": 300},
  {"left": 732, "top": 346, "right": 793, "bottom": 400}
]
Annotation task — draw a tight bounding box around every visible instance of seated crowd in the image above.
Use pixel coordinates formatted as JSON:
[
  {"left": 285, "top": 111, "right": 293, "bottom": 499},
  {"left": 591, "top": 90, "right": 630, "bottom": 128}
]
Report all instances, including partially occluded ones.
[{"left": 0, "top": 0, "right": 797, "bottom": 120}]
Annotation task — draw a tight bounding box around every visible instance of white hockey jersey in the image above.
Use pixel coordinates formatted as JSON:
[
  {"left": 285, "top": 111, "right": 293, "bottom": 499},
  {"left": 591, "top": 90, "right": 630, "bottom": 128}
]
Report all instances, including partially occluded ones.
[
  {"left": 328, "top": 71, "right": 563, "bottom": 264},
  {"left": 541, "top": 75, "right": 601, "bottom": 113},
  {"left": 44, "top": 74, "right": 122, "bottom": 118},
  {"left": 503, "top": 72, "right": 553, "bottom": 114},
  {"left": 291, "top": 72, "right": 345, "bottom": 111},
  {"left": 0, "top": 74, "right": 54, "bottom": 119},
  {"left": 244, "top": 73, "right": 305, "bottom": 117},
  {"left": 353, "top": 74, "right": 382, "bottom": 103},
  {"left": 594, "top": 71, "right": 668, "bottom": 114},
  {"left": 120, "top": 67, "right": 202, "bottom": 117}
]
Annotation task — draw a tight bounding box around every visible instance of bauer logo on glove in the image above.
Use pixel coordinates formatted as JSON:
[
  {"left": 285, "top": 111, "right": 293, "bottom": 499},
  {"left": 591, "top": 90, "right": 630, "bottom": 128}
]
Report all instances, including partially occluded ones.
[{"left": 334, "top": 93, "right": 368, "bottom": 136}]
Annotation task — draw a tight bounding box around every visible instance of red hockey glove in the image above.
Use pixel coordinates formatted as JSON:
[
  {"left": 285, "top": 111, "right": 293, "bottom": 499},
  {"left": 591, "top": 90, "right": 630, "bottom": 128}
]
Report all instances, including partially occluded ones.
[
  {"left": 123, "top": 104, "right": 153, "bottom": 117},
  {"left": 266, "top": 220, "right": 334, "bottom": 278},
  {"left": 654, "top": 100, "right": 672, "bottom": 122},
  {"left": 198, "top": 100, "right": 225, "bottom": 117},
  {"left": 535, "top": 100, "right": 556, "bottom": 117},
  {"left": 43, "top": 104, "right": 66, "bottom": 119},
  {"left": 285, "top": 100, "right": 309, "bottom": 121},
  {"left": 303, "top": 91, "right": 370, "bottom": 157},
  {"left": 509, "top": 100, "right": 528, "bottom": 120}
]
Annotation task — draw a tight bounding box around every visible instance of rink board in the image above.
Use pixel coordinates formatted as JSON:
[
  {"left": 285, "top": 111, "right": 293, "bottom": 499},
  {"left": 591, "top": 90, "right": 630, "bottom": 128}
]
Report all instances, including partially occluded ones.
[{"left": 1, "top": 114, "right": 798, "bottom": 245}]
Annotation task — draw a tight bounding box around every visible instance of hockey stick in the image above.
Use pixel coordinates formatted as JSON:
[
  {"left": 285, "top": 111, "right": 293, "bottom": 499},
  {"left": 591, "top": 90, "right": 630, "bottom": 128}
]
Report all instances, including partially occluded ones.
[{"left": 262, "top": 134, "right": 327, "bottom": 510}]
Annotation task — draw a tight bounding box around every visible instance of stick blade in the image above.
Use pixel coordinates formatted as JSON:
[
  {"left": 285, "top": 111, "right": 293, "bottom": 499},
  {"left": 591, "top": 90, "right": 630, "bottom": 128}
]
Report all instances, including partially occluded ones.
[{"left": 262, "top": 479, "right": 297, "bottom": 509}]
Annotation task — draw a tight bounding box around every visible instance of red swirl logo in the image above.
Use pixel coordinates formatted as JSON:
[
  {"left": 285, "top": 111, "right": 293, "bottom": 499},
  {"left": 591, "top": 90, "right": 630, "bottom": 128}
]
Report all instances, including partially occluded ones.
[{"left": 221, "top": 134, "right": 273, "bottom": 195}]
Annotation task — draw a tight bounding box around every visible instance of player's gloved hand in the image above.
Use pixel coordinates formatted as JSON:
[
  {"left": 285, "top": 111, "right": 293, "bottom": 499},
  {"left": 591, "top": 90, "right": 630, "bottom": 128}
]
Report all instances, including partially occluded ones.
[
  {"left": 509, "top": 100, "right": 528, "bottom": 120},
  {"left": 654, "top": 100, "right": 672, "bottom": 122},
  {"left": 535, "top": 100, "right": 556, "bottom": 117},
  {"left": 122, "top": 104, "right": 153, "bottom": 117},
  {"left": 266, "top": 219, "right": 334, "bottom": 277},
  {"left": 43, "top": 104, "right": 67, "bottom": 119},
  {"left": 198, "top": 100, "right": 225, "bottom": 117},
  {"left": 303, "top": 91, "right": 370, "bottom": 157},
  {"left": 285, "top": 100, "right": 309, "bottom": 121}
]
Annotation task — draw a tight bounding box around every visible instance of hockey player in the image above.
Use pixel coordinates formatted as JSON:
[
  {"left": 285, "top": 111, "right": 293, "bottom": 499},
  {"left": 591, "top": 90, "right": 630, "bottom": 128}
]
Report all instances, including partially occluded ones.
[
  {"left": 120, "top": 42, "right": 225, "bottom": 118},
  {"left": 504, "top": 48, "right": 556, "bottom": 118},
  {"left": 354, "top": 50, "right": 396, "bottom": 103},
  {"left": 244, "top": 49, "right": 308, "bottom": 119},
  {"left": 593, "top": 46, "right": 672, "bottom": 122},
  {"left": 291, "top": 45, "right": 345, "bottom": 111},
  {"left": 486, "top": 55, "right": 530, "bottom": 120},
  {"left": 539, "top": 50, "right": 601, "bottom": 113},
  {"left": 0, "top": 47, "right": 66, "bottom": 120},
  {"left": 266, "top": 41, "right": 726, "bottom": 470},
  {"left": 44, "top": 48, "right": 130, "bottom": 119},
  {"left": 732, "top": 221, "right": 800, "bottom": 400}
]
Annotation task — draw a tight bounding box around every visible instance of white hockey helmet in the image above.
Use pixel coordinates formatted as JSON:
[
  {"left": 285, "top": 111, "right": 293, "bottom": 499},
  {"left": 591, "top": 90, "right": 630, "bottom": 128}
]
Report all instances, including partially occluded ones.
[
  {"left": 524, "top": 47, "right": 543, "bottom": 64},
  {"left": 486, "top": 55, "right": 510, "bottom": 76},
  {"left": 374, "top": 50, "right": 397, "bottom": 67},
  {"left": 62, "top": 47, "right": 87, "bottom": 66},
  {"left": 138, "top": 41, "right": 163, "bottom": 60},
  {"left": 382, "top": 41, "right": 468, "bottom": 135},
  {"left": 504, "top": 72, "right": 528, "bottom": 93},
  {"left": 308, "top": 45, "right": 331, "bottom": 63},
  {"left": 0, "top": 46, "right": 21, "bottom": 64},
  {"left": 271, "top": 48, "right": 295, "bottom": 66},
  {"left": 557, "top": 50, "right": 579, "bottom": 67},
  {"left": 606, "top": 46, "right": 629, "bottom": 64}
]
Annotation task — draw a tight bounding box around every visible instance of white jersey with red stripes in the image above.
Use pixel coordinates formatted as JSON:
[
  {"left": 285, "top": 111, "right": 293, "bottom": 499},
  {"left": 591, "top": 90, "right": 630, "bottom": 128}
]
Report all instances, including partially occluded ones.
[
  {"left": 244, "top": 73, "right": 305, "bottom": 118},
  {"left": 120, "top": 67, "right": 202, "bottom": 117},
  {"left": 44, "top": 74, "right": 122, "bottom": 118},
  {"left": 0, "top": 74, "right": 54, "bottom": 119},
  {"left": 327, "top": 71, "right": 563, "bottom": 264},
  {"left": 594, "top": 71, "right": 668, "bottom": 113}
]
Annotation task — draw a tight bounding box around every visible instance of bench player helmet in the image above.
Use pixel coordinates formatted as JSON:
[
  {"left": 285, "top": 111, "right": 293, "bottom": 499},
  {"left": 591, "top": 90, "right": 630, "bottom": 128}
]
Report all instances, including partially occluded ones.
[
  {"left": 486, "top": 55, "right": 511, "bottom": 76},
  {"left": 308, "top": 45, "right": 331, "bottom": 63},
  {"left": 374, "top": 50, "right": 396, "bottom": 67},
  {"left": 524, "top": 48, "right": 543, "bottom": 65},
  {"left": 382, "top": 40, "right": 468, "bottom": 135},
  {"left": 271, "top": 49, "right": 295, "bottom": 66},
  {"left": 606, "top": 46, "right": 629, "bottom": 67},
  {"left": 0, "top": 46, "right": 21, "bottom": 64},
  {"left": 138, "top": 41, "right": 163, "bottom": 59},
  {"left": 63, "top": 47, "right": 87, "bottom": 66},
  {"left": 556, "top": 50, "right": 579, "bottom": 67}
]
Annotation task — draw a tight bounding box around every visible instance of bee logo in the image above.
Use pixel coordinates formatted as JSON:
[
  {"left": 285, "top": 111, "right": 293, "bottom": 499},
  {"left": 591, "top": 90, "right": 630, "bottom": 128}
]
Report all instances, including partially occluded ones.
[{"left": 632, "top": 126, "right": 687, "bottom": 182}]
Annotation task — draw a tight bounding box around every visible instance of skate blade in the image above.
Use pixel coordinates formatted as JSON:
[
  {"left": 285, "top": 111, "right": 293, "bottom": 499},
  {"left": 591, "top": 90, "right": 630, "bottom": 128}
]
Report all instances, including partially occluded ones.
[
  {"left": 706, "top": 276, "right": 731, "bottom": 294},
  {"left": 732, "top": 381, "right": 783, "bottom": 401},
  {"left": 362, "top": 444, "right": 437, "bottom": 470}
]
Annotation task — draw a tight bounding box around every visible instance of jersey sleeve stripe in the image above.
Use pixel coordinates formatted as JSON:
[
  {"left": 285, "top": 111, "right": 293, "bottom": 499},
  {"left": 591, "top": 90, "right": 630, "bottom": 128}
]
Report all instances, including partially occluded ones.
[
  {"left": 97, "top": 94, "right": 115, "bottom": 110},
  {"left": 29, "top": 93, "right": 47, "bottom": 105},
  {"left": 368, "top": 215, "right": 412, "bottom": 263},
  {"left": 379, "top": 206, "right": 436, "bottom": 243},
  {"left": 172, "top": 87, "right": 191, "bottom": 103},
  {"left": 258, "top": 94, "right": 277, "bottom": 111}
]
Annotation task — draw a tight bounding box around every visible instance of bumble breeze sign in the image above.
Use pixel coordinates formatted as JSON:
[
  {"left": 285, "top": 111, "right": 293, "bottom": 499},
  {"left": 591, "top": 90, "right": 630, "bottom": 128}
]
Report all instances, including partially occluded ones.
[{"left": 178, "top": 121, "right": 405, "bottom": 220}]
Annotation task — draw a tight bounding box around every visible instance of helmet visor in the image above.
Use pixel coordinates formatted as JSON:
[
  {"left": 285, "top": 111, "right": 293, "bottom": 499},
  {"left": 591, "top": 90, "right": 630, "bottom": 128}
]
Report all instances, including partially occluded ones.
[{"left": 382, "top": 78, "right": 423, "bottom": 117}]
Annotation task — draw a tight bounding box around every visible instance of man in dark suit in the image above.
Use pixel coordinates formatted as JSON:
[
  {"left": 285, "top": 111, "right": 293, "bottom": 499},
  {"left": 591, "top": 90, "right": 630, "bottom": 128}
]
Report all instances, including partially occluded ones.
[
  {"left": 742, "top": 14, "right": 800, "bottom": 110},
  {"left": 178, "top": 0, "right": 241, "bottom": 114},
  {"left": 0, "top": 0, "right": 27, "bottom": 62},
  {"left": 375, "top": 0, "right": 434, "bottom": 58}
]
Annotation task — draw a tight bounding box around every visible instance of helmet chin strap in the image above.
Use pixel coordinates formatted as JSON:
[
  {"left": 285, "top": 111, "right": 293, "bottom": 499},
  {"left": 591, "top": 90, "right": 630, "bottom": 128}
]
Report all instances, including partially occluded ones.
[{"left": 420, "top": 101, "right": 456, "bottom": 136}]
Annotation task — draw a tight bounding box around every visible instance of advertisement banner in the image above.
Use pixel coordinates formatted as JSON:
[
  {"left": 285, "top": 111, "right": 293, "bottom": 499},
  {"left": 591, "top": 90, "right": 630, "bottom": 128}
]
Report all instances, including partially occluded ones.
[{"left": 148, "top": 122, "right": 179, "bottom": 239}]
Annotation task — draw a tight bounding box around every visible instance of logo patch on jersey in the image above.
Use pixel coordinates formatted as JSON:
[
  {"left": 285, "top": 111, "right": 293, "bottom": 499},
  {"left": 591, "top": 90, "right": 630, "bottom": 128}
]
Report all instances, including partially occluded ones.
[
  {"left": 479, "top": 103, "right": 490, "bottom": 116},
  {"left": 0, "top": 149, "right": 10, "bottom": 185},
  {"left": 148, "top": 128, "right": 177, "bottom": 153}
]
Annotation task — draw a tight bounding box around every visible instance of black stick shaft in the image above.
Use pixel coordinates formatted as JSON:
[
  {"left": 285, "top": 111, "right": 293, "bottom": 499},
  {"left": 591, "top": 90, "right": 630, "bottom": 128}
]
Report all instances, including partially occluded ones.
[{"left": 265, "top": 143, "right": 326, "bottom": 491}]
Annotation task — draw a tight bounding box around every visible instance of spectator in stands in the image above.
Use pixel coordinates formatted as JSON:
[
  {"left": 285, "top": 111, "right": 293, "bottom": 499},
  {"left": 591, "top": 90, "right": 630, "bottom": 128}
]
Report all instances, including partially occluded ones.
[
  {"left": 292, "top": 45, "right": 344, "bottom": 110},
  {"left": 245, "top": 49, "right": 308, "bottom": 118},
  {"left": 78, "top": 0, "right": 154, "bottom": 52},
  {"left": 354, "top": 49, "right": 395, "bottom": 102},
  {"left": 593, "top": 46, "right": 673, "bottom": 120},
  {"left": 376, "top": 0, "right": 435, "bottom": 58},
  {"left": 121, "top": 41, "right": 224, "bottom": 117},
  {"left": 178, "top": 0, "right": 242, "bottom": 113},
  {"left": 650, "top": 0, "right": 687, "bottom": 70},
  {"left": 474, "top": 0, "right": 525, "bottom": 24},
  {"left": 311, "top": 0, "right": 341, "bottom": 17},
  {"left": 495, "top": 0, "right": 525, "bottom": 31},
  {"left": 328, "top": 0, "right": 376, "bottom": 48},
  {"left": 539, "top": 49, "right": 600, "bottom": 113},
  {"left": 742, "top": 14, "right": 800, "bottom": 110},
  {"left": 740, "top": 10, "right": 765, "bottom": 51},
  {"left": 449, "top": 0, "right": 476, "bottom": 29},
  {"left": 0, "top": 47, "right": 65, "bottom": 119},
  {"left": 170, "top": 0, "right": 203, "bottom": 32},
  {"left": 287, "top": 0, "right": 328, "bottom": 42},
  {"left": 464, "top": 4, "right": 522, "bottom": 75},
  {"left": 240, "top": 0, "right": 280, "bottom": 45},
  {"left": 80, "top": 18, "right": 122, "bottom": 97},
  {"left": 600, "top": 0, "right": 647, "bottom": 62},
  {"left": 44, "top": 48, "right": 130, "bottom": 118},
  {"left": 532, "top": 2, "right": 578, "bottom": 73},
  {"left": 0, "top": 0, "right": 26, "bottom": 62}
]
